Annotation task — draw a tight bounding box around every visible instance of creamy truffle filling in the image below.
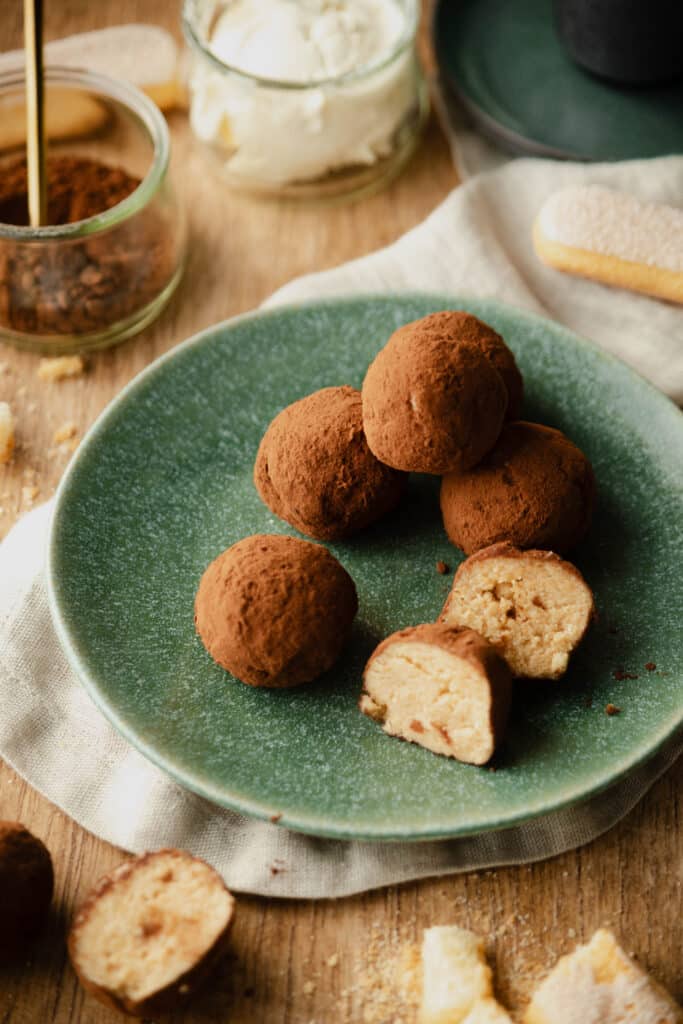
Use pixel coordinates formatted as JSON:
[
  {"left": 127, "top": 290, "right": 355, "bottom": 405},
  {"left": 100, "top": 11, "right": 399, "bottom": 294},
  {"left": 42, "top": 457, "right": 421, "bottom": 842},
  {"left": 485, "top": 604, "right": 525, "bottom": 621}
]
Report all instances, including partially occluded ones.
[
  {"left": 443, "top": 557, "right": 593, "bottom": 679},
  {"left": 362, "top": 640, "right": 494, "bottom": 764},
  {"left": 72, "top": 856, "right": 232, "bottom": 1001}
]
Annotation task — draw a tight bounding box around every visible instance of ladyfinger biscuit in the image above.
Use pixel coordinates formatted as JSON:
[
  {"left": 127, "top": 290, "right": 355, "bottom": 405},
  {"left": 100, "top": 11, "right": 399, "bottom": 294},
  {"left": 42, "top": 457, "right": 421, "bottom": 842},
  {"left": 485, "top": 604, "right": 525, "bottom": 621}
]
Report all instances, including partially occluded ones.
[
  {"left": 533, "top": 185, "right": 683, "bottom": 304},
  {"left": 524, "top": 929, "right": 683, "bottom": 1024}
]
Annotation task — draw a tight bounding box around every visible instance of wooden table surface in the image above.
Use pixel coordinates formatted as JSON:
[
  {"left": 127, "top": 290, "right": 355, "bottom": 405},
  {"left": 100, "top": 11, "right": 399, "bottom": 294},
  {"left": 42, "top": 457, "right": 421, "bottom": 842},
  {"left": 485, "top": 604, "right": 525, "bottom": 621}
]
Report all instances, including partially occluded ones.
[{"left": 1, "top": 3, "right": 681, "bottom": 1022}]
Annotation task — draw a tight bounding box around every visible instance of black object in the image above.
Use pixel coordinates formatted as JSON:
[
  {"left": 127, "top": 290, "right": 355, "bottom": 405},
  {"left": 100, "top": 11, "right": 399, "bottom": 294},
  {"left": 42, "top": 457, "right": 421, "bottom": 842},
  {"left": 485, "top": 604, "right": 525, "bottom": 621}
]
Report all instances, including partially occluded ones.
[{"left": 555, "top": 0, "right": 683, "bottom": 85}]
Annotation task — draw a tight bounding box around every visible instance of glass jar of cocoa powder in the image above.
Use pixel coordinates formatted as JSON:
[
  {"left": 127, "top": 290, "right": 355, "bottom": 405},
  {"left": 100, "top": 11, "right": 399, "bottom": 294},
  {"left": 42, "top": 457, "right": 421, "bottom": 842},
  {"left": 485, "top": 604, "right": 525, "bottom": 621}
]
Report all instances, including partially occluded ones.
[{"left": 0, "top": 68, "right": 186, "bottom": 353}]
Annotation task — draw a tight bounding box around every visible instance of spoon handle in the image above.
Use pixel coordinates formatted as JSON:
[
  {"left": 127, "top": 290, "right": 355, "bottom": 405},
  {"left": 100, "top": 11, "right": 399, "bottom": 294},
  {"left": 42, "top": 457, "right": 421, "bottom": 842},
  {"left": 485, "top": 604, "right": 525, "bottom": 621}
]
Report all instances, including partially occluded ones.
[{"left": 24, "top": 0, "right": 47, "bottom": 227}]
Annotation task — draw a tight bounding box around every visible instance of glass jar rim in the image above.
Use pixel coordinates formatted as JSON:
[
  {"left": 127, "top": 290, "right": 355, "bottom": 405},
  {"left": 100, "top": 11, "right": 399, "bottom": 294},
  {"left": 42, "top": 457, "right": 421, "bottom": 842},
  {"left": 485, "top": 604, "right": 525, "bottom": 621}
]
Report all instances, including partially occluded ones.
[
  {"left": 182, "top": 0, "right": 419, "bottom": 90},
  {"left": 0, "top": 66, "right": 170, "bottom": 241}
]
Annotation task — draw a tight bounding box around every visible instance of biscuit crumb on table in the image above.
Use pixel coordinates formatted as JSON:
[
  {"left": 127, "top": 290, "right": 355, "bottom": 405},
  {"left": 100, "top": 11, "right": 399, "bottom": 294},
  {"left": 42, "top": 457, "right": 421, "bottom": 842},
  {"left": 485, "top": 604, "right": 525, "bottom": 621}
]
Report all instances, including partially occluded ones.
[
  {"left": 52, "top": 421, "right": 78, "bottom": 444},
  {"left": 0, "top": 401, "right": 15, "bottom": 463},
  {"left": 37, "top": 355, "right": 85, "bottom": 381}
]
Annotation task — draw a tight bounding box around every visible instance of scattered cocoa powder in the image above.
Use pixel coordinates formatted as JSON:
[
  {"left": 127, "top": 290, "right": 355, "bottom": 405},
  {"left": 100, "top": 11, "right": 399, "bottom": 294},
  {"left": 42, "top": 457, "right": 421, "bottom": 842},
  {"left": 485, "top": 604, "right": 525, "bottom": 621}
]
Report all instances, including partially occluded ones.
[
  {"left": 0, "top": 155, "right": 179, "bottom": 340},
  {"left": 613, "top": 668, "right": 638, "bottom": 681}
]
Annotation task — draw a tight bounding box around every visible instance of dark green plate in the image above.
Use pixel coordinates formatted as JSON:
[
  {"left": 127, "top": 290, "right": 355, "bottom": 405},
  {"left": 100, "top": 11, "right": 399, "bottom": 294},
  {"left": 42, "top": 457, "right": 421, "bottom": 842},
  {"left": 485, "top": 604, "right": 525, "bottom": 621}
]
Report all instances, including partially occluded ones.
[
  {"left": 48, "top": 296, "right": 683, "bottom": 841},
  {"left": 433, "top": 0, "right": 683, "bottom": 160}
]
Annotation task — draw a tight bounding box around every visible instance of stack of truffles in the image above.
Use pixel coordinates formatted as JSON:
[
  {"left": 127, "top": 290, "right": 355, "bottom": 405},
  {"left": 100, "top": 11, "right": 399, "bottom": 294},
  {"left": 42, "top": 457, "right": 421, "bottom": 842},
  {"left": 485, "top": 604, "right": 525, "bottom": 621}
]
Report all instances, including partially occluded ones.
[{"left": 195, "top": 311, "right": 596, "bottom": 767}]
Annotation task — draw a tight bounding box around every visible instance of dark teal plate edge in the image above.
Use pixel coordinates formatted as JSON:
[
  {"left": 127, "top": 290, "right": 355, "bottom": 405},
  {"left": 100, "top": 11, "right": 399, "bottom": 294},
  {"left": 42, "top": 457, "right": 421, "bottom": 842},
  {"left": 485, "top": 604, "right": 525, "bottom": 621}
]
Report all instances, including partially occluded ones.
[
  {"left": 46, "top": 294, "right": 683, "bottom": 842},
  {"left": 431, "top": 0, "right": 683, "bottom": 162}
]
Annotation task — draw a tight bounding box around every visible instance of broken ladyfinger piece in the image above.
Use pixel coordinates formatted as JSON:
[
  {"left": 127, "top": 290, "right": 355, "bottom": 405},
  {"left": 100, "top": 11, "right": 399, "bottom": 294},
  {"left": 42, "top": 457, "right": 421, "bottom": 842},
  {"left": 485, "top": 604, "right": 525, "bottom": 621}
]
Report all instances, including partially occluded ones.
[
  {"left": 441, "top": 543, "right": 595, "bottom": 680},
  {"left": 68, "top": 849, "right": 235, "bottom": 1018},
  {"left": 420, "top": 925, "right": 512, "bottom": 1024},
  {"left": 360, "top": 623, "right": 511, "bottom": 766},
  {"left": 524, "top": 929, "right": 683, "bottom": 1024}
]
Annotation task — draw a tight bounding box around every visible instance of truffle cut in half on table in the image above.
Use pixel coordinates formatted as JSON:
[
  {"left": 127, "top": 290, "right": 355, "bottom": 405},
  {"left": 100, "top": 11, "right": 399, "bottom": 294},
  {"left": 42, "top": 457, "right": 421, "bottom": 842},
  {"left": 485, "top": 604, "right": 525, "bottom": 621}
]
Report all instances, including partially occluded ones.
[
  {"left": 360, "top": 624, "right": 511, "bottom": 765},
  {"left": 68, "top": 849, "right": 235, "bottom": 1018},
  {"left": 254, "top": 385, "right": 406, "bottom": 540},
  {"left": 361, "top": 312, "right": 510, "bottom": 475},
  {"left": 440, "top": 421, "right": 595, "bottom": 555},
  {"left": 195, "top": 533, "right": 358, "bottom": 688},
  {"left": 441, "top": 543, "right": 595, "bottom": 680}
]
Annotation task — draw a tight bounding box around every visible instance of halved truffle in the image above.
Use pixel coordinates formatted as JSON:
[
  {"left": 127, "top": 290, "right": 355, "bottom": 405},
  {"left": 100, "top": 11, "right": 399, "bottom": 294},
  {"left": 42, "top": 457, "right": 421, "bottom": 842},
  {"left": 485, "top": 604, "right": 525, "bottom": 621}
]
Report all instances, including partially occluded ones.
[
  {"left": 68, "top": 849, "right": 235, "bottom": 1018},
  {"left": 440, "top": 421, "right": 595, "bottom": 555},
  {"left": 0, "top": 821, "right": 54, "bottom": 961},
  {"left": 195, "top": 533, "right": 358, "bottom": 688},
  {"left": 254, "top": 385, "right": 405, "bottom": 540},
  {"left": 360, "top": 624, "right": 511, "bottom": 765},
  {"left": 361, "top": 313, "right": 508, "bottom": 475},
  {"left": 441, "top": 543, "right": 595, "bottom": 679}
]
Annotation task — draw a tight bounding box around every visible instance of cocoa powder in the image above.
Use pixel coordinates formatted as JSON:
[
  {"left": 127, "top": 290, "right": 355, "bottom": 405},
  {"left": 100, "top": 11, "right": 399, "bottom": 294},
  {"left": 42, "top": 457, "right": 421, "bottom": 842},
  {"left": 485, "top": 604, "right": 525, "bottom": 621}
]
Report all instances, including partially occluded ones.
[
  {"left": 0, "top": 155, "right": 178, "bottom": 340},
  {"left": 0, "top": 156, "right": 140, "bottom": 227}
]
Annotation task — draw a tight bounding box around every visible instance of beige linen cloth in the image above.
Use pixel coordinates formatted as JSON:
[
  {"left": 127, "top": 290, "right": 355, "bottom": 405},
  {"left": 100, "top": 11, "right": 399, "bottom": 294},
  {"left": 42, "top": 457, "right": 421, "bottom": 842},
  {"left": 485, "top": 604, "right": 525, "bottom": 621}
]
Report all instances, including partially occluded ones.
[{"left": 1, "top": 126, "right": 682, "bottom": 896}]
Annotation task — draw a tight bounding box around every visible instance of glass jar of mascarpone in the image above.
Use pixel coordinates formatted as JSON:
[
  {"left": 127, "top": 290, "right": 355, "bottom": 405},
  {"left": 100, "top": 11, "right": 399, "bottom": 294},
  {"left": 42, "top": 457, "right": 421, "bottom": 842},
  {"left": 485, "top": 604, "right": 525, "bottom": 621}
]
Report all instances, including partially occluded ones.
[{"left": 182, "top": 0, "right": 428, "bottom": 199}]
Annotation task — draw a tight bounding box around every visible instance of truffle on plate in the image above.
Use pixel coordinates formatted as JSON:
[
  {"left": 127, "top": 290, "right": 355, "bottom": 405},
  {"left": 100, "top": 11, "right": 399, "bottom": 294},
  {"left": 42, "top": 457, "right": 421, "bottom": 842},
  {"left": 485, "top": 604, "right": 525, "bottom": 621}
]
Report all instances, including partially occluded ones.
[
  {"left": 441, "top": 543, "right": 595, "bottom": 679},
  {"left": 68, "top": 849, "right": 235, "bottom": 1018},
  {"left": 440, "top": 421, "right": 595, "bottom": 555},
  {"left": 361, "top": 312, "right": 508, "bottom": 475},
  {"left": 412, "top": 311, "right": 523, "bottom": 419},
  {"left": 0, "top": 821, "right": 54, "bottom": 960},
  {"left": 195, "top": 533, "right": 358, "bottom": 688},
  {"left": 359, "top": 623, "right": 511, "bottom": 765},
  {"left": 254, "top": 385, "right": 406, "bottom": 540}
]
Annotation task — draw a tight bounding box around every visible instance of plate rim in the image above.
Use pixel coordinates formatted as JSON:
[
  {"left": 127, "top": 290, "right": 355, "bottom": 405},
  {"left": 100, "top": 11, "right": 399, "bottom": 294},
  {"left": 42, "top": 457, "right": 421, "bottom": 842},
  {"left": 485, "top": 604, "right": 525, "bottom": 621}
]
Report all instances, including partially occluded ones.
[
  {"left": 47, "top": 292, "right": 683, "bottom": 841},
  {"left": 431, "top": 0, "right": 683, "bottom": 163}
]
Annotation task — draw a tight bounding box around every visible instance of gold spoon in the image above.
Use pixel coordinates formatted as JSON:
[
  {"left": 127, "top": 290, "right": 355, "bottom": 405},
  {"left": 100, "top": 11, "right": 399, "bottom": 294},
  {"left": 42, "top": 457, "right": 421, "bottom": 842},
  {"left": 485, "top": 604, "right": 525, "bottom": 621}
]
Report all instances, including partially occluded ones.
[{"left": 24, "top": 0, "right": 47, "bottom": 226}]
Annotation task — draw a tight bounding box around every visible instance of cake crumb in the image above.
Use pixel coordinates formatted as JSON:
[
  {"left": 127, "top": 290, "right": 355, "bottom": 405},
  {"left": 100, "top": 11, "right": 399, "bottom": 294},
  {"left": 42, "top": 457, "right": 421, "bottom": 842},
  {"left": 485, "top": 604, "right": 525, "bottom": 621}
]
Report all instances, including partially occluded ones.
[
  {"left": 436, "top": 560, "right": 450, "bottom": 575},
  {"left": 53, "top": 421, "right": 78, "bottom": 444},
  {"left": 37, "top": 355, "right": 85, "bottom": 381},
  {"left": 270, "top": 812, "right": 282, "bottom": 823},
  {"left": 0, "top": 402, "right": 16, "bottom": 464},
  {"left": 605, "top": 703, "right": 621, "bottom": 716},
  {"left": 303, "top": 981, "right": 316, "bottom": 995},
  {"left": 644, "top": 662, "right": 656, "bottom": 672},
  {"left": 327, "top": 953, "right": 339, "bottom": 968},
  {"left": 21, "top": 484, "right": 39, "bottom": 507},
  {"left": 613, "top": 668, "right": 638, "bottom": 681}
]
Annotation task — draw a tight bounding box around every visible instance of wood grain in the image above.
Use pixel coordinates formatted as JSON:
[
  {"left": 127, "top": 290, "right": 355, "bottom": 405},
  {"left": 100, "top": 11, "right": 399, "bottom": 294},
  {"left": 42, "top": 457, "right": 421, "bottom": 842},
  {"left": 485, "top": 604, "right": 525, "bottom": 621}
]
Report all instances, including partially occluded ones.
[{"left": 0, "top": 4, "right": 681, "bottom": 1023}]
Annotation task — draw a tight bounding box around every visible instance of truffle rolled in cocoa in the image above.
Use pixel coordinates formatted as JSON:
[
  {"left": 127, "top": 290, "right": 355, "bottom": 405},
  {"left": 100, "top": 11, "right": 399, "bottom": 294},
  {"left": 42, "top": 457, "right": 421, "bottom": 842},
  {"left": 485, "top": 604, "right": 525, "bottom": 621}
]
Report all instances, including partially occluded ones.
[
  {"left": 361, "top": 312, "right": 509, "bottom": 475},
  {"left": 254, "top": 385, "right": 406, "bottom": 540},
  {"left": 195, "top": 534, "right": 358, "bottom": 688},
  {"left": 440, "top": 421, "right": 595, "bottom": 555},
  {"left": 0, "top": 821, "right": 54, "bottom": 961}
]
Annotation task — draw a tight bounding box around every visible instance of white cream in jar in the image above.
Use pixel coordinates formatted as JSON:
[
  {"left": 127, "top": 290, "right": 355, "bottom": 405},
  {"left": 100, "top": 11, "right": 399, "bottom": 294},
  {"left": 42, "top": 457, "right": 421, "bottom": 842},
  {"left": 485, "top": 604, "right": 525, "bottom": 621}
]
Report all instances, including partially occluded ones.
[{"left": 185, "top": 0, "right": 422, "bottom": 189}]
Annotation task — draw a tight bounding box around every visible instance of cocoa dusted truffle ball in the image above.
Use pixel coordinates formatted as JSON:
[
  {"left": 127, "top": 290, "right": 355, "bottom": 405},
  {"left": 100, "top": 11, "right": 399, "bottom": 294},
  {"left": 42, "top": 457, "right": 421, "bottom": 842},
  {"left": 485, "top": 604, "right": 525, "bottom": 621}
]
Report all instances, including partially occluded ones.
[
  {"left": 440, "top": 421, "right": 595, "bottom": 556},
  {"left": 361, "top": 312, "right": 509, "bottom": 475},
  {"left": 195, "top": 534, "right": 358, "bottom": 688},
  {"left": 360, "top": 623, "right": 511, "bottom": 765},
  {"left": 254, "top": 385, "right": 406, "bottom": 540},
  {"left": 0, "top": 821, "right": 54, "bottom": 960}
]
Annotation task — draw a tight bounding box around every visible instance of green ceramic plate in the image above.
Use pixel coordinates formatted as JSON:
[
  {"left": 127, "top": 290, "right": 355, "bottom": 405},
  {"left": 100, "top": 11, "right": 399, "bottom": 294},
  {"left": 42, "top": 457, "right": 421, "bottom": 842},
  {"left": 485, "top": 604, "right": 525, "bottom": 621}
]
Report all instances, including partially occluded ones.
[
  {"left": 433, "top": 0, "right": 683, "bottom": 161},
  {"left": 48, "top": 295, "right": 683, "bottom": 841}
]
